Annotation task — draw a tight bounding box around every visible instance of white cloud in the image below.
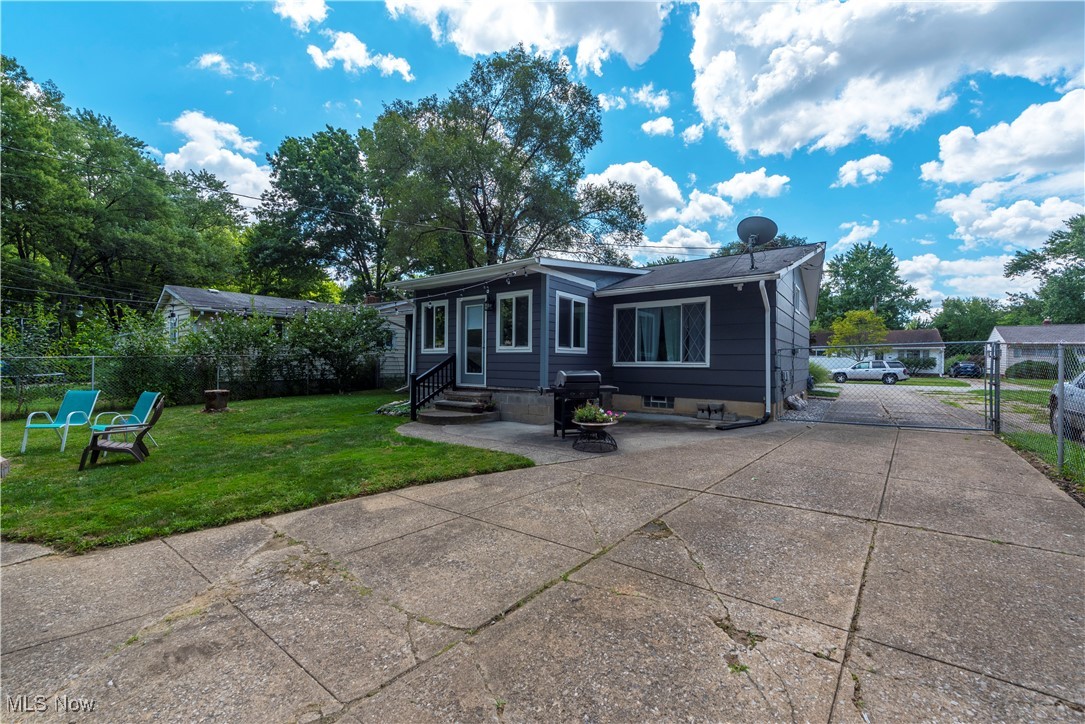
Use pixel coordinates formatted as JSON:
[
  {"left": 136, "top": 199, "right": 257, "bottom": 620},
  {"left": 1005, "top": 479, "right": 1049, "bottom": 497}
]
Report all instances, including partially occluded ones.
[
  {"left": 640, "top": 116, "right": 674, "bottom": 136},
  {"left": 628, "top": 82, "right": 669, "bottom": 112},
  {"left": 898, "top": 253, "right": 1038, "bottom": 305},
  {"left": 681, "top": 123, "right": 704, "bottom": 145},
  {"left": 715, "top": 167, "right": 790, "bottom": 201},
  {"left": 385, "top": 0, "right": 670, "bottom": 76},
  {"left": 273, "top": 0, "right": 328, "bottom": 32},
  {"left": 307, "top": 30, "right": 414, "bottom": 81},
  {"left": 639, "top": 225, "right": 717, "bottom": 263},
  {"left": 830, "top": 220, "right": 880, "bottom": 255},
  {"left": 583, "top": 161, "right": 684, "bottom": 222},
  {"left": 935, "top": 192, "right": 1084, "bottom": 251},
  {"left": 833, "top": 154, "right": 892, "bottom": 188},
  {"left": 163, "top": 111, "right": 270, "bottom": 207},
  {"left": 193, "top": 53, "right": 269, "bottom": 81},
  {"left": 917, "top": 239, "right": 936, "bottom": 246},
  {"left": 689, "top": 2, "right": 1084, "bottom": 156},
  {"left": 677, "top": 190, "right": 733, "bottom": 225},
  {"left": 598, "top": 93, "right": 626, "bottom": 112}
]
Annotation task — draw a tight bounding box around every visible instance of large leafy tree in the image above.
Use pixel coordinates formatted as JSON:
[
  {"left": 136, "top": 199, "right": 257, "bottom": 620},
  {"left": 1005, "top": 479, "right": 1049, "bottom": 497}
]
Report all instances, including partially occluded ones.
[
  {"left": 712, "top": 232, "right": 809, "bottom": 258},
  {"left": 932, "top": 297, "right": 1003, "bottom": 341},
  {"left": 1003, "top": 214, "right": 1085, "bottom": 324},
  {"left": 815, "top": 242, "right": 929, "bottom": 329},
  {"left": 828, "top": 309, "right": 889, "bottom": 363},
  {"left": 367, "top": 45, "right": 644, "bottom": 269}
]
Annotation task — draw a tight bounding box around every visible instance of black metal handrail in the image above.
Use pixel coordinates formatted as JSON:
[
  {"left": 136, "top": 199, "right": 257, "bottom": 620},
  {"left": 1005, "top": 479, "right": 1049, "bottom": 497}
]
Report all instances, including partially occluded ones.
[{"left": 409, "top": 354, "right": 456, "bottom": 421}]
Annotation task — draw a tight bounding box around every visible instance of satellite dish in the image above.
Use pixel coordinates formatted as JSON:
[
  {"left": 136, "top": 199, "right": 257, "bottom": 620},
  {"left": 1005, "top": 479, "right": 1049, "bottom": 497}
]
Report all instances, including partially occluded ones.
[
  {"left": 736, "top": 216, "right": 778, "bottom": 269},
  {"left": 737, "top": 216, "right": 778, "bottom": 247}
]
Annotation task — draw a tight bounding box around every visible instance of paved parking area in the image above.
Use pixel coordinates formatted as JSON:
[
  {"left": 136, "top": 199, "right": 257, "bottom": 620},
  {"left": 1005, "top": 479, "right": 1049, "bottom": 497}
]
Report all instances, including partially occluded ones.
[{"left": 2, "top": 421, "right": 1083, "bottom": 722}]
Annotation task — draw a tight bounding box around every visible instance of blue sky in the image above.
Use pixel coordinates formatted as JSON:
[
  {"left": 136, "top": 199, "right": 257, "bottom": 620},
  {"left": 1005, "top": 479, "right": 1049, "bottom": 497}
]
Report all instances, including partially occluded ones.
[{"left": 3, "top": 1, "right": 1083, "bottom": 308}]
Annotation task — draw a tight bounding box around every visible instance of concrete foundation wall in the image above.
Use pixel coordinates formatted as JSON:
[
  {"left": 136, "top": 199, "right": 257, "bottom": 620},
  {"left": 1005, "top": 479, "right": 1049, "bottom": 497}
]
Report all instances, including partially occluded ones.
[
  {"left": 494, "top": 391, "right": 552, "bottom": 425},
  {"left": 612, "top": 393, "right": 765, "bottom": 420}
]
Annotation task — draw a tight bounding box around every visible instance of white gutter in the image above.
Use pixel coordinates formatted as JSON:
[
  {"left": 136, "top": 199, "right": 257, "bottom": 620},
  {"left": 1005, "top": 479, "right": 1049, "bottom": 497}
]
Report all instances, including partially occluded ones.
[{"left": 759, "top": 280, "right": 772, "bottom": 417}]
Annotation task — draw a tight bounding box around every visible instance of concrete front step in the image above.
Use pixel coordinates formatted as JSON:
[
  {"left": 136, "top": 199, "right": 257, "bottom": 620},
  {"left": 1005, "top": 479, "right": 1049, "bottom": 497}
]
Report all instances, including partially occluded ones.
[
  {"left": 416, "top": 409, "right": 501, "bottom": 425},
  {"left": 442, "top": 389, "right": 493, "bottom": 403},
  {"left": 434, "top": 399, "right": 488, "bottom": 412}
]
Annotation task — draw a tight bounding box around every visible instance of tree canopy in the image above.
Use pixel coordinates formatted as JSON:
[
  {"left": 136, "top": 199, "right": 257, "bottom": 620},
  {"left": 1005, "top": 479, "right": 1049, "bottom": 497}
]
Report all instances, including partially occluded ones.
[
  {"left": 815, "top": 242, "right": 929, "bottom": 329},
  {"left": 1003, "top": 214, "right": 1084, "bottom": 324},
  {"left": 828, "top": 310, "right": 889, "bottom": 362},
  {"left": 931, "top": 297, "right": 1002, "bottom": 342}
]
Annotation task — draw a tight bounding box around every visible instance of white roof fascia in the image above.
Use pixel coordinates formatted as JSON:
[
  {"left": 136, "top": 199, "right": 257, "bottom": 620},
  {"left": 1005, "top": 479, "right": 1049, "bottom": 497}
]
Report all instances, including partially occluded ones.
[
  {"left": 531, "top": 264, "right": 599, "bottom": 290},
  {"left": 594, "top": 271, "right": 780, "bottom": 298},
  {"left": 536, "top": 257, "right": 649, "bottom": 276},
  {"left": 389, "top": 258, "right": 538, "bottom": 291}
]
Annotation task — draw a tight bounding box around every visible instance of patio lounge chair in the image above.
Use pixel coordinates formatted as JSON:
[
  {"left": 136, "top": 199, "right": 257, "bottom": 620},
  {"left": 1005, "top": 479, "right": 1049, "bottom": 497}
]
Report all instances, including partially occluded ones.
[
  {"left": 91, "top": 391, "right": 162, "bottom": 448},
  {"left": 21, "top": 389, "right": 100, "bottom": 453},
  {"left": 79, "top": 397, "right": 164, "bottom": 470}
]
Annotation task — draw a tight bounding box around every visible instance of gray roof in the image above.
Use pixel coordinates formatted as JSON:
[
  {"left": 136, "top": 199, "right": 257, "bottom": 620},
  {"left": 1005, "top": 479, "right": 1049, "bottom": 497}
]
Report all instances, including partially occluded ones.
[
  {"left": 159, "top": 285, "right": 337, "bottom": 318},
  {"left": 992, "top": 324, "right": 1085, "bottom": 345},
  {"left": 811, "top": 328, "right": 944, "bottom": 347},
  {"left": 601, "top": 244, "right": 822, "bottom": 293}
]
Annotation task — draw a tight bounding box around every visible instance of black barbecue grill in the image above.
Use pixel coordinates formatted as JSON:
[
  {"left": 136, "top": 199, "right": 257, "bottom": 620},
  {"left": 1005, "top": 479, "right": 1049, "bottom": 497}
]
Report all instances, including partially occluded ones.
[{"left": 546, "top": 370, "right": 603, "bottom": 438}]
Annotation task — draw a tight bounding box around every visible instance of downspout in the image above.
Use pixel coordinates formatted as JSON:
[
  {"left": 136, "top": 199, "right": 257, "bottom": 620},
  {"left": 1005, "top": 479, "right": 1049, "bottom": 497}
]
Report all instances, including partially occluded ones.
[{"left": 760, "top": 280, "right": 772, "bottom": 418}]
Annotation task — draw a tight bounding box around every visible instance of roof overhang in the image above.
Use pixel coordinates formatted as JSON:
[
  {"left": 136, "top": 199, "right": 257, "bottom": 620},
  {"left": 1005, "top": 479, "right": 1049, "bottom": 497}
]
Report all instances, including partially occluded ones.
[{"left": 388, "top": 256, "right": 646, "bottom": 296}]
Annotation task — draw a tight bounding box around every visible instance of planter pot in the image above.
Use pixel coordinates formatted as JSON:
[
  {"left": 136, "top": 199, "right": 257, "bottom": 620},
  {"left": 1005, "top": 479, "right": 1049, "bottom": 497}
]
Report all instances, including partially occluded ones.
[{"left": 574, "top": 421, "right": 618, "bottom": 430}]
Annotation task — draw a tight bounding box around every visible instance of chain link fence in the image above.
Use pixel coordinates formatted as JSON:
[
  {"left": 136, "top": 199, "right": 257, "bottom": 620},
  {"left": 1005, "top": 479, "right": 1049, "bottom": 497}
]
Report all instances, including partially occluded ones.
[
  {"left": 0, "top": 354, "right": 397, "bottom": 420},
  {"left": 998, "top": 342, "right": 1084, "bottom": 484}
]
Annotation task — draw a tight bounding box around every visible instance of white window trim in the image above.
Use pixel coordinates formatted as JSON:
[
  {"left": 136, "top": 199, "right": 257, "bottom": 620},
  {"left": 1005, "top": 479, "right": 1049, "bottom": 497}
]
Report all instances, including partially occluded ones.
[
  {"left": 612, "top": 295, "right": 711, "bottom": 368},
  {"left": 555, "top": 291, "right": 589, "bottom": 354},
  {"left": 495, "top": 290, "right": 532, "bottom": 353},
  {"left": 421, "top": 300, "right": 448, "bottom": 353}
]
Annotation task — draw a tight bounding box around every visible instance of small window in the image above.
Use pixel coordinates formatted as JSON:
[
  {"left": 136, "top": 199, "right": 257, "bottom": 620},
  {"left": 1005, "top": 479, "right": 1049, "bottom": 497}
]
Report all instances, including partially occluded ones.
[
  {"left": 556, "top": 292, "right": 588, "bottom": 353},
  {"left": 854, "top": 362, "right": 871, "bottom": 370},
  {"left": 422, "top": 301, "right": 447, "bottom": 352},
  {"left": 497, "top": 291, "right": 531, "bottom": 351},
  {"left": 642, "top": 395, "right": 674, "bottom": 409}
]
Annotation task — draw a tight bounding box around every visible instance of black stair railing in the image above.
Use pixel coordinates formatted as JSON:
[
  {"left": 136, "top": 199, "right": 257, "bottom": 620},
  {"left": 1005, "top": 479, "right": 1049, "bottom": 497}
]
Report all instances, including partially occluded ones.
[{"left": 409, "top": 355, "right": 456, "bottom": 421}]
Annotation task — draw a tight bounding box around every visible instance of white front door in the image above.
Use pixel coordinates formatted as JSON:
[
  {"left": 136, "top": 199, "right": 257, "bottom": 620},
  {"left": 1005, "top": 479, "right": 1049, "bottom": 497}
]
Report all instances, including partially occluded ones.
[{"left": 459, "top": 299, "right": 486, "bottom": 386}]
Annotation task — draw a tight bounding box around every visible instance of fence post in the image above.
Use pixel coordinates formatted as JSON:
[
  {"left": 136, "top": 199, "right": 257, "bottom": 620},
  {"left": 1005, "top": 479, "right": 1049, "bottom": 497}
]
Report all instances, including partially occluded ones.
[
  {"left": 990, "top": 341, "right": 1001, "bottom": 435},
  {"left": 409, "top": 372, "right": 418, "bottom": 421},
  {"left": 90, "top": 356, "right": 96, "bottom": 390},
  {"left": 1056, "top": 343, "right": 1065, "bottom": 474}
]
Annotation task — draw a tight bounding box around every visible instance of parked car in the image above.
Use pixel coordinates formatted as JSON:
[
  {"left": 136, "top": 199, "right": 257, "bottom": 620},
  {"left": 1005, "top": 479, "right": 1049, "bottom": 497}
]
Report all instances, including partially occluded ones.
[
  {"left": 832, "top": 360, "right": 910, "bottom": 385},
  {"left": 949, "top": 361, "right": 983, "bottom": 378},
  {"left": 1050, "top": 370, "right": 1085, "bottom": 440}
]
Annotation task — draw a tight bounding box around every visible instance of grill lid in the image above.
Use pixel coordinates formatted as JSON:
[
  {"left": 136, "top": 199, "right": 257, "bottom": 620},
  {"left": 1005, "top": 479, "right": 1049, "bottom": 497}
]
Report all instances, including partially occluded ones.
[{"left": 553, "top": 369, "right": 602, "bottom": 388}]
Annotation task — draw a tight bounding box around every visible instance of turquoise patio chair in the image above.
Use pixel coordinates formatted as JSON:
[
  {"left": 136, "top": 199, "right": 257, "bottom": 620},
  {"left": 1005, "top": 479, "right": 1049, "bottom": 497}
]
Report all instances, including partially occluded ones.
[
  {"left": 90, "top": 391, "right": 162, "bottom": 448},
  {"left": 21, "top": 389, "right": 100, "bottom": 453}
]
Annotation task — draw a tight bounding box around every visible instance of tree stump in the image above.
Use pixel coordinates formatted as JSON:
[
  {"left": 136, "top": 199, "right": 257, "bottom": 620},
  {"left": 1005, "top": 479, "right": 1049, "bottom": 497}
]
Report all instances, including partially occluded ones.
[{"left": 203, "top": 389, "right": 230, "bottom": 412}]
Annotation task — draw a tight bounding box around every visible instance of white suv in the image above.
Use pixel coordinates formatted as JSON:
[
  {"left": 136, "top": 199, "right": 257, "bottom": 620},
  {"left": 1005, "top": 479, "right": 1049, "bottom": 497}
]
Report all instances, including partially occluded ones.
[
  {"left": 832, "top": 360, "right": 910, "bottom": 385},
  {"left": 1050, "top": 371, "right": 1085, "bottom": 440}
]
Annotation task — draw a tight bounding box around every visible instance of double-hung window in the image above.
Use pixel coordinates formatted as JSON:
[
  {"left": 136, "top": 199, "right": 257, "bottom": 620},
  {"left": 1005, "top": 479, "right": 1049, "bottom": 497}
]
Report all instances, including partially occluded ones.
[
  {"left": 614, "top": 297, "right": 708, "bottom": 366},
  {"left": 556, "top": 292, "right": 588, "bottom": 353},
  {"left": 421, "top": 301, "right": 447, "bottom": 352},
  {"left": 497, "top": 291, "right": 531, "bottom": 351}
]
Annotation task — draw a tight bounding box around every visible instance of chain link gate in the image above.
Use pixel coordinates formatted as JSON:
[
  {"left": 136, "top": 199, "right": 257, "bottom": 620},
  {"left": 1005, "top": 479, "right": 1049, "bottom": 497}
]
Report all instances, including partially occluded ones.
[{"left": 784, "top": 340, "right": 999, "bottom": 431}]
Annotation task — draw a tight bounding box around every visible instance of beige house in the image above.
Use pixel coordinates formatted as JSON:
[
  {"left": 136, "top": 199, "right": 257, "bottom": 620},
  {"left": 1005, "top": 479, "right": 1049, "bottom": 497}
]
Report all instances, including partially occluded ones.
[{"left": 988, "top": 323, "right": 1085, "bottom": 374}]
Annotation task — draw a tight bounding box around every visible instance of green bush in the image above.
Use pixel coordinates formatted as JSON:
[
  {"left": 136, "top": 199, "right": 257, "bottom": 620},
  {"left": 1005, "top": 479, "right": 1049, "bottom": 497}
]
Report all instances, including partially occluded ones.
[
  {"left": 809, "top": 361, "right": 831, "bottom": 385},
  {"left": 1005, "top": 360, "right": 1058, "bottom": 379},
  {"left": 898, "top": 355, "right": 938, "bottom": 374}
]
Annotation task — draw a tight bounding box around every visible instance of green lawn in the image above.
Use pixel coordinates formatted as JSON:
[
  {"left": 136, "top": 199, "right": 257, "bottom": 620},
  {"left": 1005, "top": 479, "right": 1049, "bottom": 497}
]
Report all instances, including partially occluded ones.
[
  {"left": 1004, "top": 377, "right": 1059, "bottom": 390},
  {"left": 846, "top": 377, "right": 971, "bottom": 388},
  {"left": 1, "top": 392, "right": 532, "bottom": 552},
  {"left": 973, "top": 388, "right": 1050, "bottom": 406},
  {"left": 1002, "top": 431, "right": 1084, "bottom": 490}
]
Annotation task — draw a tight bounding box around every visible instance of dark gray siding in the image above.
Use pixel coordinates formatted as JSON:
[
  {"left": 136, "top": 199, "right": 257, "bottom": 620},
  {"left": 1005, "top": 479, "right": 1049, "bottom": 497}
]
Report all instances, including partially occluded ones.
[
  {"left": 773, "top": 271, "right": 812, "bottom": 399},
  {"left": 609, "top": 283, "right": 769, "bottom": 404},
  {"left": 547, "top": 276, "right": 613, "bottom": 384}
]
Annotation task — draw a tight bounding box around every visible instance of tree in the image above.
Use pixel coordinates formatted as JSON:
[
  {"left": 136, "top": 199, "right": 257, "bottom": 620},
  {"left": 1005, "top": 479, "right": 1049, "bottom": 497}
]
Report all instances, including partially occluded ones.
[
  {"left": 286, "top": 307, "right": 391, "bottom": 393},
  {"left": 815, "top": 242, "right": 929, "bottom": 329},
  {"left": 712, "top": 232, "right": 809, "bottom": 258},
  {"left": 828, "top": 310, "right": 889, "bottom": 362},
  {"left": 932, "top": 297, "right": 1002, "bottom": 342},
  {"left": 1004, "top": 214, "right": 1085, "bottom": 324},
  {"left": 644, "top": 255, "right": 683, "bottom": 267},
  {"left": 367, "top": 45, "right": 644, "bottom": 269}
]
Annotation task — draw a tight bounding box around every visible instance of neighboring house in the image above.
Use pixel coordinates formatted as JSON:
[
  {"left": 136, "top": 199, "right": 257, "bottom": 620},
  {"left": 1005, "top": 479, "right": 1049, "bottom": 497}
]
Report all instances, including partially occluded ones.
[
  {"left": 988, "top": 323, "right": 1085, "bottom": 373},
  {"left": 390, "top": 244, "right": 826, "bottom": 421},
  {"left": 152, "top": 285, "right": 405, "bottom": 381},
  {"left": 810, "top": 329, "right": 946, "bottom": 374}
]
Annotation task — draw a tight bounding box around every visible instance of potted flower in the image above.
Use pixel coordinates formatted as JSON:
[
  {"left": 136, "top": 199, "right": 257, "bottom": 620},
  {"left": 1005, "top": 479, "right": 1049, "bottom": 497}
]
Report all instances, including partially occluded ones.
[{"left": 572, "top": 403, "right": 625, "bottom": 428}]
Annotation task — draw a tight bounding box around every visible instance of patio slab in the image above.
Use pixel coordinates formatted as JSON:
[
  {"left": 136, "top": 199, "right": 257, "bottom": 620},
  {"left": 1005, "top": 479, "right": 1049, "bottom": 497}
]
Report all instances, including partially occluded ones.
[
  {"left": 0, "top": 540, "right": 208, "bottom": 653},
  {"left": 792, "top": 423, "right": 898, "bottom": 447},
  {"left": 895, "top": 428, "right": 1008, "bottom": 457},
  {"left": 888, "top": 445, "right": 1068, "bottom": 500},
  {"left": 268, "top": 492, "right": 458, "bottom": 556},
  {"left": 394, "top": 465, "right": 583, "bottom": 514},
  {"left": 229, "top": 544, "right": 463, "bottom": 702},
  {"left": 473, "top": 475, "right": 696, "bottom": 553},
  {"left": 564, "top": 444, "right": 771, "bottom": 490},
  {"left": 882, "top": 476, "right": 1085, "bottom": 554},
  {"left": 859, "top": 525, "right": 1085, "bottom": 704},
  {"left": 165, "top": 520, "right": 277, "bottom": 583},
  {"left": 341, "top": 517, "right": 586, "bottom": 630},
  {"left": 772, "top": 438, "right": 894, "bottom": 476},
  {"left": 0, "top": 540, "right": 53, "bottom": 567},
  {"left": 832, "top": 638, "right": 1078, "bottom": 722},
  {"left": 607, "top": 495, "right": 873, "bottom": 630},
  {"left": 710, "top": 458, "right": 886, "bottom": 520},
  {"left": 354, "top": 561, "right": 844, "bottom": 723}
]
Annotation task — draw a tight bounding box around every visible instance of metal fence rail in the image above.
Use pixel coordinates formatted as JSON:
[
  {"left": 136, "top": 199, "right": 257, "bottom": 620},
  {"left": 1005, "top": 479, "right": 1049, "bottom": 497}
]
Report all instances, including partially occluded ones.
[{"left": 0, "top": 353, "right": 396, "bottom": 420}]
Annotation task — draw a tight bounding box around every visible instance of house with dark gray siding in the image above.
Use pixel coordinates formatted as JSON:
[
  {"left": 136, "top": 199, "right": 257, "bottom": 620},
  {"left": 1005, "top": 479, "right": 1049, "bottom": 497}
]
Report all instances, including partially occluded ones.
[{"left": 391, "top": 244, "right": 825, "bottom": 423}]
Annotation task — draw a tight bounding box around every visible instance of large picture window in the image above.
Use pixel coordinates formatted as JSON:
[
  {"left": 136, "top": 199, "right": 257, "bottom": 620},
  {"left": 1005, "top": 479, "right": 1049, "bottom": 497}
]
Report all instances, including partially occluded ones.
[
  {"left": 556, "top": 292, "right": 588, "bottom": 353},
  {"left": 497, "top": 291, "right": 531, "bottom": 351},
  {"left": 614, "top": 298, "right": 708, "bottom": 366},
  {"left": 422, "top": 301, "right": 447, "bottom": 352}
]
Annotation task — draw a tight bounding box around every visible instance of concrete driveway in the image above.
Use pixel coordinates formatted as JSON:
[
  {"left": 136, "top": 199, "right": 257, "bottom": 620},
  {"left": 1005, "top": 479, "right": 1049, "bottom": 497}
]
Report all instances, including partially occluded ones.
[
  {"left": 806, "top": 382, "right": 990, "bottom": 429},
  {"left": 2, "top": 420, "right": 1083, "bottom": 722}
]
